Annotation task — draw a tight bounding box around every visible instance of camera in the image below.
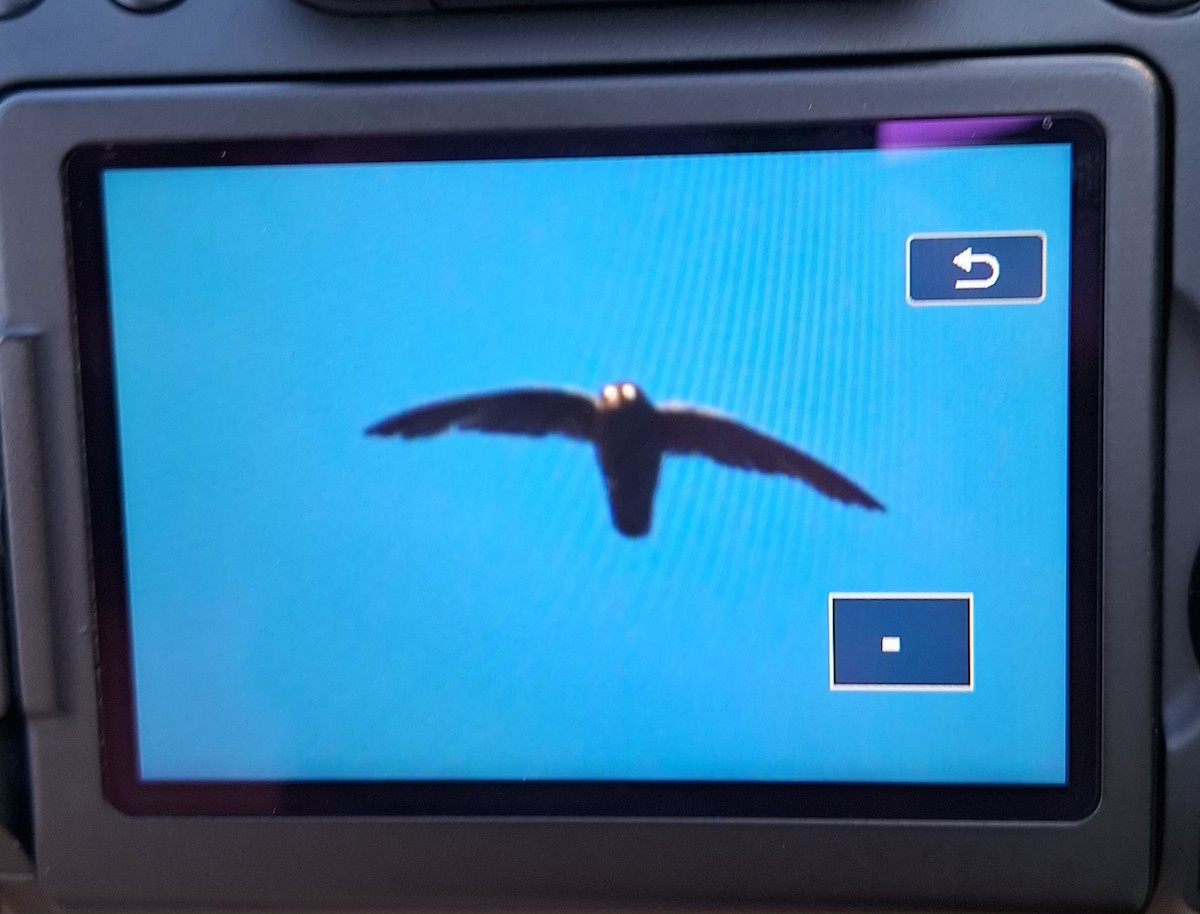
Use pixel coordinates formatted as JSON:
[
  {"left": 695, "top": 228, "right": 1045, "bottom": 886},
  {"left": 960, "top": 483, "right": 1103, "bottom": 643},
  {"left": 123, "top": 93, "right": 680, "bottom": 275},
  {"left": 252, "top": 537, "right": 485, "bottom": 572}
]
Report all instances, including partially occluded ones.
[{"left": 0, "top": 1, "right": 1184, "bottom": 911}]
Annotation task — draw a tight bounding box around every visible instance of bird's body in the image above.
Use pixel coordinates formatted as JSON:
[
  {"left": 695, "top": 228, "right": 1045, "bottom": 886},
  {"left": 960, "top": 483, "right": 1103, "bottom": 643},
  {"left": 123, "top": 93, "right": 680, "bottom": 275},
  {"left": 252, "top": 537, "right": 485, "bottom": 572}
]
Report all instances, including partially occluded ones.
[
  {"left": 366, "top": 381, "right": 882, "bottom": 538},
  {"left": 593, "top": 383, "right": 662, "bottom": 536}
]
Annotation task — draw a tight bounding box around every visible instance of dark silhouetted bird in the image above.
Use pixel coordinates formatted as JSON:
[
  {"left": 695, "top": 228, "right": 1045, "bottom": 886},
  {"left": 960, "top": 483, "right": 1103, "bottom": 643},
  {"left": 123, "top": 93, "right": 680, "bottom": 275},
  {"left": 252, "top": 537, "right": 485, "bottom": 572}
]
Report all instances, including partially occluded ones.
[{"left": 366, "top": 382, "right": 883, "bottom": 538}]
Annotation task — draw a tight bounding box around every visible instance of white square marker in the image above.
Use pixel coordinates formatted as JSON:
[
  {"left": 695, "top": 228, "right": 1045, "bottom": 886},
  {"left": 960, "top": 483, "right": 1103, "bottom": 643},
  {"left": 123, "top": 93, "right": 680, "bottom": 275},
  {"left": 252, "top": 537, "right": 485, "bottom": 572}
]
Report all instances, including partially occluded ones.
[{"left": 881, "top": 636, "right": 901, "bottom": 654}]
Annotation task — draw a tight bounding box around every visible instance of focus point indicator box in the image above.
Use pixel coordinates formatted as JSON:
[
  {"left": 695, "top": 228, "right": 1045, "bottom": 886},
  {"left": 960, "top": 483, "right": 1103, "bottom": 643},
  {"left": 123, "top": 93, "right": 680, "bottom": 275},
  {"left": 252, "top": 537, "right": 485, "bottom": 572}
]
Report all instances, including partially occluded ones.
[{"left": 829, "top": 593, "right": 974, "bottom": 692}]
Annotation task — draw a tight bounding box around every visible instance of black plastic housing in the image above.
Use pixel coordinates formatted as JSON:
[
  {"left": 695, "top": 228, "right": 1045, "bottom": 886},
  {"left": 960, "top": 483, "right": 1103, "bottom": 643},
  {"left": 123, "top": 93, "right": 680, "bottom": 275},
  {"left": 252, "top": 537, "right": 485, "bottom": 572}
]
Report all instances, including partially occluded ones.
[{"left": 0, "top": 54, "right": 1160, "bottom": 913}]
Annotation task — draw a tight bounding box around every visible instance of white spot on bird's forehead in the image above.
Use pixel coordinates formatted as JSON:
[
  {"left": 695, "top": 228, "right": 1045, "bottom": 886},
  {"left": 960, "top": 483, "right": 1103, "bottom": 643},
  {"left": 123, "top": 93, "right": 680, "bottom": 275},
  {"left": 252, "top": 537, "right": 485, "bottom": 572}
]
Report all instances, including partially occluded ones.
[
  {"left": 621, "top": 383, "right": 637, "bottom": 399},
  {"left": 602, "top": 385, "right": 620, "bottom": 402}
]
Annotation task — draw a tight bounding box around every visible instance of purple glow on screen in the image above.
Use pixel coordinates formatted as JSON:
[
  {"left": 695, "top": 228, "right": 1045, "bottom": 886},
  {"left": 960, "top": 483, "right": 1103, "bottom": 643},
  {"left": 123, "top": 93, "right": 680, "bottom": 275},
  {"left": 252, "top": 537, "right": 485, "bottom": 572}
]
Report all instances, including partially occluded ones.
[{"left": 878, "top": 116, "right": 1042, "bottom": 149}]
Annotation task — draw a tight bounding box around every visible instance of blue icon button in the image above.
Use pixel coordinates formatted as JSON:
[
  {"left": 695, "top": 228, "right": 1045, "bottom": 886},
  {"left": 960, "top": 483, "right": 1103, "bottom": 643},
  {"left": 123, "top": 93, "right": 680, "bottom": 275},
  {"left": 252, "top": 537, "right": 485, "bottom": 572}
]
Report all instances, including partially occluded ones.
[
  {"left": 829, "top": 593, "right": 973, "bottom": 691},
  {"left": 907, "top": 232, "right": 1045, "bottom": 305}
]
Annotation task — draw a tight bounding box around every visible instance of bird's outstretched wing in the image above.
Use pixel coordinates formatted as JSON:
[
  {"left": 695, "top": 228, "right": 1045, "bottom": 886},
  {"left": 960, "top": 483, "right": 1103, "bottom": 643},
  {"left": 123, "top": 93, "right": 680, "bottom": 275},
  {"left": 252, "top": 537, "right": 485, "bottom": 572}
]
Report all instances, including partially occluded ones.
[
  {"left": 657, "top": 406, "right": 884, "bottom": 510},
  {"left": 366, "top": 389, "right": 596, "bottom": 442}
]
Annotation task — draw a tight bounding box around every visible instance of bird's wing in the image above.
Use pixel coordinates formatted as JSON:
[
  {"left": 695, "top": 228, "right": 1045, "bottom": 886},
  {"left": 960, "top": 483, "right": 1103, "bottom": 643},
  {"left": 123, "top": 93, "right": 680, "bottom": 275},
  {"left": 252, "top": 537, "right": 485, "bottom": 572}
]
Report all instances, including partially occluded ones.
[
  {"left": 366, "top": 388, "right": 596, "bottom": 442},
  {"left": 657, "top": 405, "right": 884, "bottom": 510}
]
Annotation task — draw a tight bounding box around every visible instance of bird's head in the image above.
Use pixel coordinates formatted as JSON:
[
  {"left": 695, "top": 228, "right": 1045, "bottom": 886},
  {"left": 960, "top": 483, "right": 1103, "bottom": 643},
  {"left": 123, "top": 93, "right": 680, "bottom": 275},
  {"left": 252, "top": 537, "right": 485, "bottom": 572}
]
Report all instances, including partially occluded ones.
[{"left": 600, "top": 382, "right": 650, "bottom": 412}]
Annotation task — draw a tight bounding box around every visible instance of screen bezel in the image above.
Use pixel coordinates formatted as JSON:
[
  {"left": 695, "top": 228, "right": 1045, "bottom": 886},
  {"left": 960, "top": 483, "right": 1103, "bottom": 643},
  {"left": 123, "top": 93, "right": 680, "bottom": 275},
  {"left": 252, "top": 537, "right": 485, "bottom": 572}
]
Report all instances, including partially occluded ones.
[{"left": 65, "top": 115, "right": 1104, "bottom": 821}]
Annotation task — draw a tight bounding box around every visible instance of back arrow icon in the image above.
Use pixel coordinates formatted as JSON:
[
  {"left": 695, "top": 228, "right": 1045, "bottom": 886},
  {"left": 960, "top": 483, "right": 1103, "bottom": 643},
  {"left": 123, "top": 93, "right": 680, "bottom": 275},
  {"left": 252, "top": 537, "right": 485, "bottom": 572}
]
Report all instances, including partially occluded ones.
[{"left": 952, "top": 246, "right": 1000, "bottom": 290}]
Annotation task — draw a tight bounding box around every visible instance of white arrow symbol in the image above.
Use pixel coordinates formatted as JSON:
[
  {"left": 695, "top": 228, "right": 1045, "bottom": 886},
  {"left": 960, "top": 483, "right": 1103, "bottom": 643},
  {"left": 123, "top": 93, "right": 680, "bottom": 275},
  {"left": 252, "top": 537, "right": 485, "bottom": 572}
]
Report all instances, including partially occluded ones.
[{"left": 952, "top": 246, "right": 1000, "bottom": 290}]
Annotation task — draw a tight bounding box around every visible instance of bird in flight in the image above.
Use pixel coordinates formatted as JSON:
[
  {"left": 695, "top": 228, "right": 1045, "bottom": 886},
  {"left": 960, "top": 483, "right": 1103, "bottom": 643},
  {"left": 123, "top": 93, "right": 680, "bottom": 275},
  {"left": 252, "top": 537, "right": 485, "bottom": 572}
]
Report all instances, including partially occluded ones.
[{"left": 366, "top": 382, "right": 883, "bottom": 538}]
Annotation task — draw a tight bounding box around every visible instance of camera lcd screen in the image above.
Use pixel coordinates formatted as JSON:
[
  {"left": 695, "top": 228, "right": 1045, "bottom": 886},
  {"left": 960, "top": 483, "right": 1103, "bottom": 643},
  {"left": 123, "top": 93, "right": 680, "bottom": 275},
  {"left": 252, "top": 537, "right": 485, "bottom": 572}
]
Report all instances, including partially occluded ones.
[{"left": 69, "top": 116, "right": 1102, "bottom": 819}]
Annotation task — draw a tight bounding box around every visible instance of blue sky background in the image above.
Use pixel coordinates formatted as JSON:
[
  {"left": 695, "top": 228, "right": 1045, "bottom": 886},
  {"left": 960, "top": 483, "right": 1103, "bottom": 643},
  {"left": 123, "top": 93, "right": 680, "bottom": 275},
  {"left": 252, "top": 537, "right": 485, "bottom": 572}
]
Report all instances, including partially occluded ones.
[{"left": 101, "top": 140, "right": 1072, "bottom": 784}]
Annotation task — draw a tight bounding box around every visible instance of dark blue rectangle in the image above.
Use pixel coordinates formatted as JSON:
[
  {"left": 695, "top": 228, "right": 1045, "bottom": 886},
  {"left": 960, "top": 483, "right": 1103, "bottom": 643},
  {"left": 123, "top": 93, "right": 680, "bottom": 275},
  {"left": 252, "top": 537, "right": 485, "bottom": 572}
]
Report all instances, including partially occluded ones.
[
  {"left": 832, "top": 596, "right": 971, "bottom": 687},
  {"left": 908, "top": 233, "right": 1044, "bottom": 303}
]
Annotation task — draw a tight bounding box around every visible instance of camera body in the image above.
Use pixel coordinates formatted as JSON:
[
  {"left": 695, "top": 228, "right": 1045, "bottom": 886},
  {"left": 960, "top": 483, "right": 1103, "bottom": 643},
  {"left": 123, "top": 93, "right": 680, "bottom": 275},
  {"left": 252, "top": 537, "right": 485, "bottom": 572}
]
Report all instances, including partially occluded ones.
[{"left": 0, "top": 2, "right": 1189, "bottom": 912}]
